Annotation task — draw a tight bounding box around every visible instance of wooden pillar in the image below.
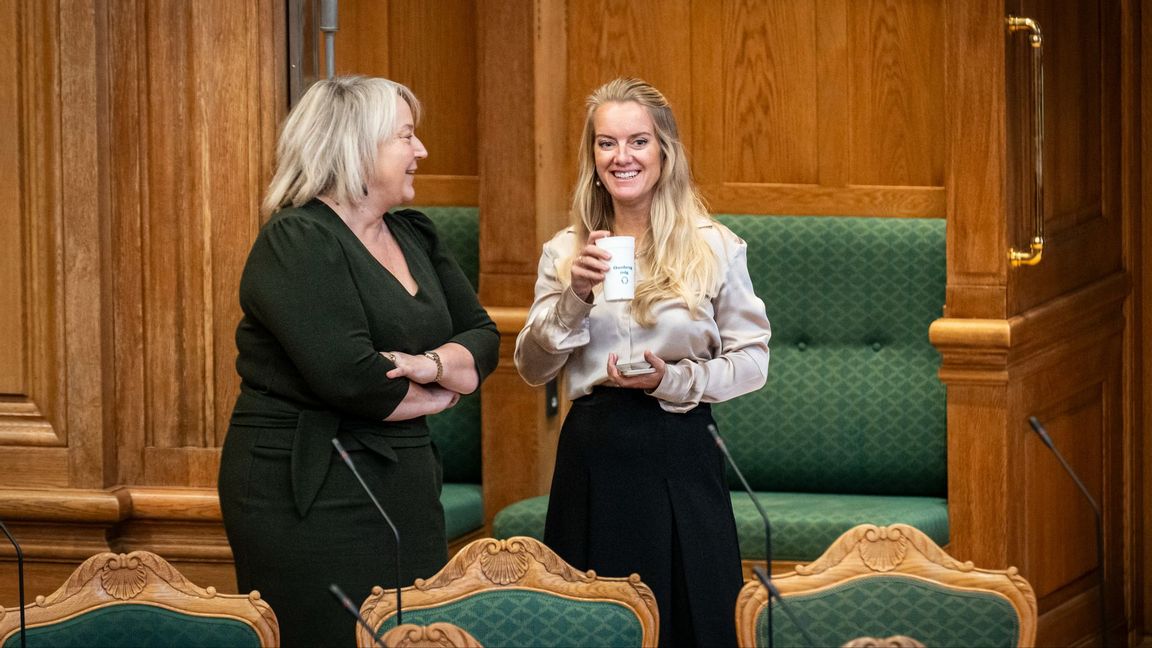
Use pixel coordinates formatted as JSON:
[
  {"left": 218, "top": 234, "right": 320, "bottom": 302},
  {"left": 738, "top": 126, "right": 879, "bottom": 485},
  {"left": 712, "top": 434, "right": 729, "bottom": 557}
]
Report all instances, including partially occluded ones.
[{"left": 477, "top": 0, "right": 569, "bottom": 522}]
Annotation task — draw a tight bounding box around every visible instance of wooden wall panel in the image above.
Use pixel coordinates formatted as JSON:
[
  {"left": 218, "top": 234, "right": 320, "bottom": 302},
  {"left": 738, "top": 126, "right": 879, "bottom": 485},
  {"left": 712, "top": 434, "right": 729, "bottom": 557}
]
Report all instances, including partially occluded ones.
[
  {"left": 0, "top": 0, "right": 65, "bottom": 454},
  {"left": 847, "top": 0, "right": 944, "bottom": 188},
  {"left": 722, "top": 1, "right": 819, "bottom": 185},
  {"left": 689, "top": 0, "right": 945, "bottom": 216},
  {"left": 0, "top": 1, "right": 282, "bottom": 602},
  {"left": 107, "top": 1, "right": 282, "bottom": 487},
  {"left": 338, "top": 0, "right": 478, "bottom": 204}
]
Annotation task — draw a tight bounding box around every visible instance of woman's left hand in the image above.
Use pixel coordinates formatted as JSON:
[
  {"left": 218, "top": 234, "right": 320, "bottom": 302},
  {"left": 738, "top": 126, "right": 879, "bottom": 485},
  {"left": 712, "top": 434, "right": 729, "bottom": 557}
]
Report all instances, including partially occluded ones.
[
  {"left": 606, "top": 350, "right": 667, "bottom": 390},
  {"left": 382, "top": 350, "right": 439, "bottom": 384}
]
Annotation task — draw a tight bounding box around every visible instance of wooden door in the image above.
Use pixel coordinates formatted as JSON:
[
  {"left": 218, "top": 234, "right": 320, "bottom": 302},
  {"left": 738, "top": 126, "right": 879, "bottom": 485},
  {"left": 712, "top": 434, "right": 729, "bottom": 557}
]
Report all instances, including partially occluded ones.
[{"left": 934, "top": 1, "right": 1132, "bottom": 643}]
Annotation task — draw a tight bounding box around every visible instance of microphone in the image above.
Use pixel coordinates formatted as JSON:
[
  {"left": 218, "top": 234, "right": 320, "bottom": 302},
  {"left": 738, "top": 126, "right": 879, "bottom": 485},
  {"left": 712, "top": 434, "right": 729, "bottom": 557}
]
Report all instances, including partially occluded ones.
[
  {"left": 1028, "top": 416, "right": 1107, "bottom": 646},
  {"left": 753, "top": 566, "right": 817, "bottom": 648},
  {"left": 329, "top": 583, "right": 388, "bottom": 648},
  {"left": 331, "top": 438, "right": 403, "bottom": 626},
  {"left": 318, "top": 0, "right": 339, "bottom": 31},
  {"left": 707, "top": 424, "right": 776, "bottom": 648},
  {"left": 0, "top": 520, "right": 25, "bottom": 648},
  {"left": 318, "top": 0, "right": 338, "bottom": 79}
]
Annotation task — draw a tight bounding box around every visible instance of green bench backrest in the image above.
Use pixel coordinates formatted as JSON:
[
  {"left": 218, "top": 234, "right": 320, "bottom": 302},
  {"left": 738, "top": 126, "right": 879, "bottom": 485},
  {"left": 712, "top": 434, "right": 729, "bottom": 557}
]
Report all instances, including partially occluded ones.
[
  {"left": 2, "top": 604, "right": 263, "bottom": 648},
  {"left": 761, "top": 575, "right": 1021, "bottom": 647},
  {"left": 418, "top": 207, "right": 482, "bottom": 485},
  {"left": 713, "top": 215, "right": 946, "bottom": 497},
  {"left": 379, "top": 589, "right": 644, "bottom": 648}
]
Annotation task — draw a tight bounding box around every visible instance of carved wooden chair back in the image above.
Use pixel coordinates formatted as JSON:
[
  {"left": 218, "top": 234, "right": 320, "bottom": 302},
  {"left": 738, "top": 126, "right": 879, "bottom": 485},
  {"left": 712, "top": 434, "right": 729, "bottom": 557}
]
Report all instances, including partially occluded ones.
[
  {"left": 358, "top": 536, "right": 659, "bottom": 647},
  {"left": 0, "top": 550, "right": 278, "bottom": 647},
  {"left": 735, "top": 524, "right": 1037, "bottom": 647}
]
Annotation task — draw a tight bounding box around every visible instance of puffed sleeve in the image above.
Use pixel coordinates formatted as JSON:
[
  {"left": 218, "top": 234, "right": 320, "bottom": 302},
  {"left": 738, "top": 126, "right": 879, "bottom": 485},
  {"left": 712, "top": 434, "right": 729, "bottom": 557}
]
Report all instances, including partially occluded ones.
[
  {"left": 648, "top": 234, "right": 771, "bottom": 412},
  {"left": 404, "top": 210, "right": 500, "bottom": 383},
  {"left": 239, "top": 213, "right": 409, "bottom": 420},
  {"left": 514, "top": 233, "right": 595, "bottom": 386}
]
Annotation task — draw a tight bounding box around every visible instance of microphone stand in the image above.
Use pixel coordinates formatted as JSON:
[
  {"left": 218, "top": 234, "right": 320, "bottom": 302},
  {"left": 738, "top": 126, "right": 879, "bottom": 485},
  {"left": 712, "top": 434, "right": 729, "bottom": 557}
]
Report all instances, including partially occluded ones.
[
  {"left": 1028, "top": 417, "right": 1107, "bottom": 646},
  {"left": 330, "top": 583, "right": 388, "bottom": 648},
  {"left": 332, "top": 438, "right": 403, "bottom": 626},
  {"left": 753, "top": 566, "right": 817, "bottom": 648},
  {"left": 707, "top": 424, "right": 777, "bottom": 648},
  {"left": 0, "top": 520, "right": 25, "bottom": 648}
]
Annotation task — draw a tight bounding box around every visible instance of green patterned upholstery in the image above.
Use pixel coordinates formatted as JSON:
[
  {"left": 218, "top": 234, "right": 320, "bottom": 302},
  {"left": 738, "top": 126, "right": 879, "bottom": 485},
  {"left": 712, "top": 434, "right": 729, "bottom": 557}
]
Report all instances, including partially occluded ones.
[
  {"left": 492, "top": 495, "right": 549, "bottom": 541},
  {"left": 759, "top": 575, "right": 1020, "bottom": 648},
  {"left": 1, "top": 604, "right": 262, "bottom": 648},
  {"left": 441, "top": 483, "right": 483, "bottom": 540},
  {"left": 492, "top": 493, "right": 946, "bottom": 561},
  {"left": 378, "top": 589, "right": 643, "bottom": 648},
  {"left": 414, "top": 206, "right": 480, "bottom": 289},
  {"left": 732, "top": 493, "right": 948, "bottom": 561},
  {"left": 415, "top": 207, "right": 483, "bottom": 541},
  {"left": 712, "top": 215, "right": 946, "bottom": 497},
  {"left": 429, "top": 391, "right": 481, "bottom": 484}
]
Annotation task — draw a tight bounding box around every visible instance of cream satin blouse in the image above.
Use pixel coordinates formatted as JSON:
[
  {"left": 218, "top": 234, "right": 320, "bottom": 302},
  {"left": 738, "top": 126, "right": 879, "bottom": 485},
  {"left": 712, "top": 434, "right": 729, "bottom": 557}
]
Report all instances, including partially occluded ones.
[{"left": 514, "top": 218, "right": 771, "bottom": 413}]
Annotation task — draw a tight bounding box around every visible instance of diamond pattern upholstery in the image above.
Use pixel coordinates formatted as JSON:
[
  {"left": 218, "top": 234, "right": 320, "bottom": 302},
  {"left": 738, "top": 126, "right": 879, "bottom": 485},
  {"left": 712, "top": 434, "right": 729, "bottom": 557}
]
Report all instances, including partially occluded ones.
[
  {"left": 380, "top": 590, "right": 643, "bottom": 648},
  {"left": 712, "top": 214, "right": 946, "bottom": 497},
  {"left": 761, "top": 575, "right": 1020, "bottom": 647},
  {"left": 411, "top": 207, "right": 483, "bottom": 541},
  {"left": 2, "top": 605, "right": 262, "bottom": 648}
]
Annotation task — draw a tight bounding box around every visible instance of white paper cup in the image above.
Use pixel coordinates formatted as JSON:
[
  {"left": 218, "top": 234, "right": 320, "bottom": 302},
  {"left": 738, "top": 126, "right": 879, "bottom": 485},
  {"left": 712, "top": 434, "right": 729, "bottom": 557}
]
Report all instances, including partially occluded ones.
[{"left": 596, "top": 236, "right": 636, "bottom": 302}]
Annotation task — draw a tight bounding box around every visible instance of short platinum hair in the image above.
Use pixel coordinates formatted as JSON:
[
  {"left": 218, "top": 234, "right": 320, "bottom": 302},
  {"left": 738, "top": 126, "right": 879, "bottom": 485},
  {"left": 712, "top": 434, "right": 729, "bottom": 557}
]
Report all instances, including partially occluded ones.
[{"left": 263, "top": 76, "right": 422, "bottom": 214}]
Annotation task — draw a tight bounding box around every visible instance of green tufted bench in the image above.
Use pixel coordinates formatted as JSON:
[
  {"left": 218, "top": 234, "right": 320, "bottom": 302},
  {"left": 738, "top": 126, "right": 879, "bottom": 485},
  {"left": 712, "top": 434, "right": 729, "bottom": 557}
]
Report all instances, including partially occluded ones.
[
  {"left": 492, "top": 215, "right": 948, "bottom": 566},
  {"left": 418, "top": 207, "right": 485, "bottom": 543}
]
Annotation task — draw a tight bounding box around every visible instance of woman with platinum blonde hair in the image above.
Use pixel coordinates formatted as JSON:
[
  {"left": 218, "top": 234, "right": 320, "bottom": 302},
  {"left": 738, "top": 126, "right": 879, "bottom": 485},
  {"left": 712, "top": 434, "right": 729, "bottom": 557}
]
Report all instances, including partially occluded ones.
[
  {"left": 219, "top": 76, "right": 498, "bottom": 647},
  {"left": 516, "top": 77, "right": 771, "bottom": 646}
]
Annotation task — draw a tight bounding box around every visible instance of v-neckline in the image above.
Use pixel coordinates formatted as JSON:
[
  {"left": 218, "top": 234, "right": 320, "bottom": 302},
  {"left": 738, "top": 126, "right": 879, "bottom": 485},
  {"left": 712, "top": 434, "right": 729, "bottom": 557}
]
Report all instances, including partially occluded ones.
[
  {"left": 373, "top": 213, "right": 421, "bottom": 298},
  {"left": 318, "top": 202, "right": 423, "bottom": 299}
]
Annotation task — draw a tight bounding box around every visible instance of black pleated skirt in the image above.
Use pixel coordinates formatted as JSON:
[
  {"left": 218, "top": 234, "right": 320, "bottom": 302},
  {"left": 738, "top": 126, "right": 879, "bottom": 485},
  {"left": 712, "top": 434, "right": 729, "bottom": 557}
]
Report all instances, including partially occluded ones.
[
  {"left": 544, "top": 388, "right": 744, "bottom": 647},
  {"left": 218, "top": 425, "right": 448, "bottom": 648}
]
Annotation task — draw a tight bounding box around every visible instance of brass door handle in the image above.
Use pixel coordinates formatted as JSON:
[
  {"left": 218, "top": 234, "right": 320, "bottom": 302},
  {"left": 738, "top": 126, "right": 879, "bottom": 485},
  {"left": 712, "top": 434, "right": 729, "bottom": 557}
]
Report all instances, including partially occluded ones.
[{"left": 1007, "top": 15, "right": 1045, "bottom": 267}]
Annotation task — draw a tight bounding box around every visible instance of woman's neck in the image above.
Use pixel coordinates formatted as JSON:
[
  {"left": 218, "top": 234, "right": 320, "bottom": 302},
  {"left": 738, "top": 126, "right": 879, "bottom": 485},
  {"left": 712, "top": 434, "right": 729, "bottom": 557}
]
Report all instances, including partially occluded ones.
[
  {"left": 319, "top": 195, "right": 389, "bottom": 240},
  {"left": 612, "top": 207, "right": 650, "bottom": 239}
]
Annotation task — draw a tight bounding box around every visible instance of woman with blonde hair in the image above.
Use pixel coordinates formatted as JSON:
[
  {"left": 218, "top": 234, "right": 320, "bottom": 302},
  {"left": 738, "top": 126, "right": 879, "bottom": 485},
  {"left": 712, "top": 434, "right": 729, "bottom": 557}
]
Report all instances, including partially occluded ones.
[
  {"left": 218, "top": 76, "right": 498, "bottom": 646},
  {"left": 516, "top": 78, "right": 771, "bottom": 645}
]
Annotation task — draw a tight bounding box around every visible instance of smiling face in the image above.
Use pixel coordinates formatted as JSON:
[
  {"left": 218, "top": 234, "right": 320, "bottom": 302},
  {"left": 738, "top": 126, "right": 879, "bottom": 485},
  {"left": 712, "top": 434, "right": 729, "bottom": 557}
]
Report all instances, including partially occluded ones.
[
  {"left": 368, "top": 96, "right": 428, "bottom": 211},
  {"left": 592, "top": 100, "right": 662, "bottom": 216}
]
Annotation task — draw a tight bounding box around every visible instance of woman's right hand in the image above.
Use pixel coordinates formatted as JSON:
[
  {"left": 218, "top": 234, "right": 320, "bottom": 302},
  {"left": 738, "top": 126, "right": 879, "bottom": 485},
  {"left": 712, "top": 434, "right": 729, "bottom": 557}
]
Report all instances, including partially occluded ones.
[
  {"left": 570, "top": 230, "right": 613, "bottom": 302},
  {"left": 384, "top": 383, "right": 460, "bottom": 421},
  {"left": 426, "top": 384, "right": 461, "bottom": 413}
]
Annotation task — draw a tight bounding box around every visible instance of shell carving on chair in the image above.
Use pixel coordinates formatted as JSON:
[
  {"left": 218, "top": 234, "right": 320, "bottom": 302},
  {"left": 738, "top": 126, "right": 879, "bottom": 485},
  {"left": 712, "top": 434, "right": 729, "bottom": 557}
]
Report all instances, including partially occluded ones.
[
  {"left": 479, "top": 542, "right": 531, "bottom": 585},
  {"left": 857, "top": 528, "right": 909, "bottom": 572},
  {"left": 101, "top": 556, "right": 149, "bottom": 600}
]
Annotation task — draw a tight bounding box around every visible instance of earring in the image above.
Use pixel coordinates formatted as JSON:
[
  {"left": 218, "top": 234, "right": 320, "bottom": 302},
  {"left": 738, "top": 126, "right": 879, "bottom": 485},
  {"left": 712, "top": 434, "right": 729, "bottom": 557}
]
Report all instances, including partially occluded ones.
[{"left": 594, "top": 178, "right": 602, "bottom": 187}]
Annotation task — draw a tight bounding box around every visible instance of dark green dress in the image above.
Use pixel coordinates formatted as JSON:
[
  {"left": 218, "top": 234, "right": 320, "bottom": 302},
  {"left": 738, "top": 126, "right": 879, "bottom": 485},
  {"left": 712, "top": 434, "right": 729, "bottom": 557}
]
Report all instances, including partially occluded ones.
[{"left": 218, "top": 199, "right": 498, "bottom": 647}]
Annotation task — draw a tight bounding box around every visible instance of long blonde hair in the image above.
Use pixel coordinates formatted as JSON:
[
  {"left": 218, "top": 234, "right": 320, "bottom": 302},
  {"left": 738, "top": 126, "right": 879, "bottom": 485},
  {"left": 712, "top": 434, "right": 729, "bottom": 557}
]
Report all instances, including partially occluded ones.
[
  {"left": 567, "top": 78, "right": 716, "bottom": 326},
  {"left": 262, "top": 76, "right": 422, "bottom": 215}
]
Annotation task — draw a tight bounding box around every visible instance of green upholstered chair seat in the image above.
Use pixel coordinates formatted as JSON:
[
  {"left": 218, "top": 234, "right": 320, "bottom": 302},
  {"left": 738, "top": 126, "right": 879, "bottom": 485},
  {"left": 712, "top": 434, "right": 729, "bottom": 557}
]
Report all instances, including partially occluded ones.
[
  {"left": 760, "top": 574, "right": 1020, "bottom": 648},
  {"left": 440, "top": 482, "right": 483, "bottom": 540},
  {"left": 2, "top": 604, "right": 262, "bottom": 648},
  {"left": 378, "top": 589, "right": 643, "bottom": 648},
  {"left": 492, "top": 493, "right": 948, "bottom": 563}
]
